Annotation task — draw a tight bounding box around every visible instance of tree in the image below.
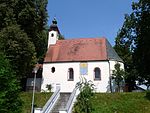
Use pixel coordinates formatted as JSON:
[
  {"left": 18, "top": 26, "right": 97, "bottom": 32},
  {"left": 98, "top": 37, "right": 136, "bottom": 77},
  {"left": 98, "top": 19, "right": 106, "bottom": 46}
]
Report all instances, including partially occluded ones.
[
  {"left": 114, "top": 13, "right": 137, "bottom": 91},
  {"left": 0, "top": 52, "right": 22, "bottom": 113},
  {"left": 112, "top": 63, "right": 125, "bottom": 92},
  {"left": 0, "top": 0, "right": 16, "bottom": 30},
  {"left": 0, "top": 24, "right": 36, "bottom": 89},
  {"left": 132, "top": 0, "right": 150, "bottom": 89},
  {"left": 0, "top": 0, "right": 48, "bottom": 60},
  {"left": 15, "top": 0, "right": 48, "bottom": 59},
  {"left": 0, "top": 0, "right": 49, "bottom": 90},
  {"left": 73, "top": 78, "right": 95, "bottom": 113},
  {"left": 114, "top": 0, "right": 150, "bottom": 90}
]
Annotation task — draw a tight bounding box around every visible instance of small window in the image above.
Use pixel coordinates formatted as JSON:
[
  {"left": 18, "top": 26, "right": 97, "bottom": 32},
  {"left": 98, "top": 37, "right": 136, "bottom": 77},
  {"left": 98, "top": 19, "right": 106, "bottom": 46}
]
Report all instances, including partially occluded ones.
[
  {"left": 94, "top": 67, "right": 101, "bottom": 80},
  {"left": 68, "top": 68, "right": 74, "bottom": 81},
  {"left": 51, "top": 33, "right": 54, "bottom": 37},
  {"left": 51, "top": 67, "right": 55, "bottom": 73}
]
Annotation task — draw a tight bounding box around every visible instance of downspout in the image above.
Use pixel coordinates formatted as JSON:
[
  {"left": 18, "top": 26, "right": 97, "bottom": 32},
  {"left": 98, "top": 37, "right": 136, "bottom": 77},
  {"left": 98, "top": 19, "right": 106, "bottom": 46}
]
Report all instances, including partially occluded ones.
[{"left": 108, "top": 60, "right": 112, "bottom": 93}]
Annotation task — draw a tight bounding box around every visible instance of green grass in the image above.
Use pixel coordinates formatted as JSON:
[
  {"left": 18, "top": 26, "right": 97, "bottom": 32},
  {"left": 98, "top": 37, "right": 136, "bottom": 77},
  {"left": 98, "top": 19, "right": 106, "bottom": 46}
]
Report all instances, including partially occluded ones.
[
  {"left": 91, "top": 92, "right": 150, "bottom": 113},
  {"left": 20, "top": 92, "right": 52, "bottom": 113},
  {"left": 20, "top": 92, "right": 150, "bottom": 113}
]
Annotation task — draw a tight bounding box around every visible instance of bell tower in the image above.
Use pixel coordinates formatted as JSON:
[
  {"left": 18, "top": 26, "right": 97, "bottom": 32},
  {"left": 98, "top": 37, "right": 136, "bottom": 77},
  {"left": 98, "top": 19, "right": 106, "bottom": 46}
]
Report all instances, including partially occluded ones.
[{"left": 48, "top": 18, "right": 60, "bottom": 48}]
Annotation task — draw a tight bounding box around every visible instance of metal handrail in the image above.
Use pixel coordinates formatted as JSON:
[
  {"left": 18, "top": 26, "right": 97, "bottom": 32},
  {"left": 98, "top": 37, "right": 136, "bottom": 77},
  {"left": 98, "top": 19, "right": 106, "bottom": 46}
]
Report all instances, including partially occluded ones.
[
  {"left": 65, "top": 87, "right": 78, "bottom": 113},
  {"left": 42, "top": 86, "right": 60, "bottom": 113}
]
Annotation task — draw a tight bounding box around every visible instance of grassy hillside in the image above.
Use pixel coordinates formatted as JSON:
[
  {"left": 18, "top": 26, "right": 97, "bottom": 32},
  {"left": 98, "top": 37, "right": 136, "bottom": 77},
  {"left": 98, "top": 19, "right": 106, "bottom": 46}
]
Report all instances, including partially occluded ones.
[
  {"left": 20, "top": 92, "right": 52, "bottom": 113},
  {"left": 20, "top": 92, "right": 150, "bottom": 113},
  {"left": 91, "top": 92, "right": 150, "bottom": 113}
]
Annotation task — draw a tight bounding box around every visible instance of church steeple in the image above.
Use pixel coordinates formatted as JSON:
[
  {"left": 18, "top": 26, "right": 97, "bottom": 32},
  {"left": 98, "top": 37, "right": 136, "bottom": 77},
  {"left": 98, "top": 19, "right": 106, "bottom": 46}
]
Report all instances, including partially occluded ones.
[
  {"left": 49, "top": 18, "right": 60, "bottom": 34},
  {"left": 48, "top": 18, "right": 61, "bottom": 48}
]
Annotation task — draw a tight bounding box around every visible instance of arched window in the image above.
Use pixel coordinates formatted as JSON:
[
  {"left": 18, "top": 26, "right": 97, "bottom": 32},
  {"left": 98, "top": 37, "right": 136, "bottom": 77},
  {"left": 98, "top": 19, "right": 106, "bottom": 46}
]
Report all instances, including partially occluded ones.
[
  {"left": 94, "top": 67, "right": 101, "bottom": 80},
  {"left": 68, "top": 68, "right": 74, "bottom": 81}
]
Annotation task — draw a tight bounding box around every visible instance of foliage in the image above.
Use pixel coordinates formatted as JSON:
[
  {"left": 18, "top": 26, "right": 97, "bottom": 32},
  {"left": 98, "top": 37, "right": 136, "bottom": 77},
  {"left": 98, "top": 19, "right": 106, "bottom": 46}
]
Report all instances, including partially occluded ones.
[
  {"left": 20, "top": 92, "right": 52, "bottom": 113},
  {"left": 73, "top": 78, "right": 95, "bottom": 113},
  {"left": 114, "top": 13, "right": 137, "bottom": 91},
  {"left": 0, "top": 0, "right": 16, "bottom": 29},
  {"left": 132, "top": 0, "right": 150, "bottom": 89},
  {"left": 114, "top": 0, "right": 150, "bottom": 91},
  {"left": 15, "top": 0, "right": 48, "bottom": 59},
  {"left": 46, "top": 84, "right": 52, "bottom": 92},
  {"left": 0, "top": 25, "right": 36, "bottom": 80},
  {"left": 0, "top": 0, "right": 49, "bottom": 91},
  {"left": 112, "top": 63, "right": 125, "bottom": 92},
  {"left": 0, "top": 52, "right": 22, "bottom": 113},
  {"left": 58, "top": 34, "right": 65, "bottom": 40}
]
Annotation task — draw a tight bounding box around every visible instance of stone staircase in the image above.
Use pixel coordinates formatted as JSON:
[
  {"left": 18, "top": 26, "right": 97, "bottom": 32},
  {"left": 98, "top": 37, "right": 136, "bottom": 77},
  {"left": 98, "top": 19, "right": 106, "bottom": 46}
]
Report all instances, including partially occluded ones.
[{"left": 50, "top": 93, "right": 71, "bottom": 113}]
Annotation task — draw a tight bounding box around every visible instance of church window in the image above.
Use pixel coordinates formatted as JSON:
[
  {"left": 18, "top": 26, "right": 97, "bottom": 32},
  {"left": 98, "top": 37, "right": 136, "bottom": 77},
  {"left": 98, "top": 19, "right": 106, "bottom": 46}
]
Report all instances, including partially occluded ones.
[
  {"left": 51, "top": 67, "right": 55, "bottom": 73},
  {"left": 68, "top": 68, "right": 74, "bottom": 81},
  {"left": 51, "top": 33, "right": 54, "bottom": 37},
  {"left": 94, "top": 67, "right": 101, "bottom": 80}
]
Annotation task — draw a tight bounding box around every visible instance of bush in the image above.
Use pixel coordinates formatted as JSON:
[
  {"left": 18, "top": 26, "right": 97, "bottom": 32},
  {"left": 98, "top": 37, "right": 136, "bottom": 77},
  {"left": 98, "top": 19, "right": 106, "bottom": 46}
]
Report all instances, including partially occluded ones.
[
  {"left": 46, "top": 84, "right": 52, "bottom": 92},
  {"left": 73, "top": 78, "right": 95, "bottom": 113}
]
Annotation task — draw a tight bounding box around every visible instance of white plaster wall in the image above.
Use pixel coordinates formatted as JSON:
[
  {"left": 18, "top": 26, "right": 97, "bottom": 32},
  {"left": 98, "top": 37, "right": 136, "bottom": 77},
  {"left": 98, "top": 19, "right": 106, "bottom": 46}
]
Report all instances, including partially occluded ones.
[
  {"left": 41, "top": 61, "right": 112, "bottom": 93},
  {"left": 83, "top": 62, "right": 110, "bottom": 92},
  {"left": 48, "top": 31, "right": 58, "bottom": 48}
]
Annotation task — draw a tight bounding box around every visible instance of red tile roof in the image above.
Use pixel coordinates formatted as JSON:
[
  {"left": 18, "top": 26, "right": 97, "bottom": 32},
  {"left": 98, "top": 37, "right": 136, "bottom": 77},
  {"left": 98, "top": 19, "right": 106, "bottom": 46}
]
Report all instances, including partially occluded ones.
[{"left": 44, "top": 37, "right": 112, "bottom": 62}]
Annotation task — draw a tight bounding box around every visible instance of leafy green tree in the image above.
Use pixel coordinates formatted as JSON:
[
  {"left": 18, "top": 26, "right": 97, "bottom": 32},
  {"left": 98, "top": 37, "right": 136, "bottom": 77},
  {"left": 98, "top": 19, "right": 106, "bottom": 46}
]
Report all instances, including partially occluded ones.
[
  {"left": 73, "top": 78, "right": 95, "bottom": 113},
  {"left": 132, "top": 0, "right": 150, "bottom": 89},
  {"left": 15, "top": 0, "right": 48, "bottom": 59},
  {"left": 112, "top": 63, "right": 125, "bottom": 92},
  {"left": 0, "top": 0, "right": 48, "bottom": 90},
  {"left": 0, "top": 24, "right": 36, "bottom": 89},
  {"left": 0, "top": 0, "right": 48, "bottom": 59},
  {"left": 32, "top": 0, "right": 48, "bottom": 59},
  {"left": 0, "top": 0, "right": 16, "bottom": 29},
  {"left": 114, "top": 0, "right": 150, "bottom": 90},
  {"left": 114, "top": 13, "right": 137, "bottom": 91},
  {"left": 0, "top": 52, "right": 22, "bottom": 113}
]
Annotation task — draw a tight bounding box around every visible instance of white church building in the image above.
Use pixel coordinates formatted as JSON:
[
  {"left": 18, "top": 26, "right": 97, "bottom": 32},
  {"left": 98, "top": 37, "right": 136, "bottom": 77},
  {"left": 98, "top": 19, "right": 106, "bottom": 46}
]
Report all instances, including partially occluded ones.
[{"left": 41, "top": 19, "right": 124, "bottom": 93}]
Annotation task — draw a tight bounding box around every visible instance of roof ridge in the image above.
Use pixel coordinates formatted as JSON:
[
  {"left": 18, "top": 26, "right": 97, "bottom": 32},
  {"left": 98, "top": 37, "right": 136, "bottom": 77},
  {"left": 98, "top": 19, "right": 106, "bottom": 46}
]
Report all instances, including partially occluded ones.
[
  {"left": 66, "top": 37, "right": 106, "bottom": 40},
  {"left": 57, "top": 37, "right": 107, "bottom": 43}
]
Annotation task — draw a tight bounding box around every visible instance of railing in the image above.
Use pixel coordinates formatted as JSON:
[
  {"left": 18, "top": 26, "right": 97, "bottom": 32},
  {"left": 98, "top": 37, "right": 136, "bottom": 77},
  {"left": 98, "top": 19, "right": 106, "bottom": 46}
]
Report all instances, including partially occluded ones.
[
  {"left": 42, "top": 85, "right": 60, "bottom": 113},
  {"left": 59, "top": 87, "right": 79, "bottom": 113}
]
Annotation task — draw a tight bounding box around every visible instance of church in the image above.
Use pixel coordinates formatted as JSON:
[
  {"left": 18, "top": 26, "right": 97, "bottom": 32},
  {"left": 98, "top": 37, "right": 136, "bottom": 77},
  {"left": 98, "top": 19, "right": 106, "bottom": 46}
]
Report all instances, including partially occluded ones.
[{"left": 41, "top": 18, "right": 124, "bottom": 92}]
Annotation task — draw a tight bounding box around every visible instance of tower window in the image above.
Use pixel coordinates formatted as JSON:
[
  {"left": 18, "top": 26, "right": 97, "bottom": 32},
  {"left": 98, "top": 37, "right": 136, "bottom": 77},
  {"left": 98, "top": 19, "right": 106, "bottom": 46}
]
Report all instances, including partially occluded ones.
[
  {"left": 94, "top": 67, "right": 101, "bottom": 80},
  {"left": 68, "top": 68, "right": 74, "bottom": 81},
  {"left": 51, "top": 67, "right": 55, "bottom": 73},
  {"left": 51, "top": 33, "right": 54, "bottom": 37}
]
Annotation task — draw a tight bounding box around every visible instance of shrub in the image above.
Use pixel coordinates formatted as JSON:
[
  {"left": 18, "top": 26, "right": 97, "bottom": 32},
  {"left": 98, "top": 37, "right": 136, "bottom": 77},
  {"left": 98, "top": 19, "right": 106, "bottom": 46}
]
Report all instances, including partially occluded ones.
[
  {"left": 73, "top": 78, "right": 95, "bottom": 113},
  {"left": 46, "top": 84, "right": 52, "bottom": 92}
]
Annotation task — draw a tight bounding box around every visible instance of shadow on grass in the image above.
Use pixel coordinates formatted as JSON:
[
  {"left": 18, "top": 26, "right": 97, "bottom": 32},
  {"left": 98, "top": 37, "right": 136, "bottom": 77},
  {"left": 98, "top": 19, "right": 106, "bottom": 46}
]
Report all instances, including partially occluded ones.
[{"left": 145, "top": 91, "right": 150, "bottom": 100}]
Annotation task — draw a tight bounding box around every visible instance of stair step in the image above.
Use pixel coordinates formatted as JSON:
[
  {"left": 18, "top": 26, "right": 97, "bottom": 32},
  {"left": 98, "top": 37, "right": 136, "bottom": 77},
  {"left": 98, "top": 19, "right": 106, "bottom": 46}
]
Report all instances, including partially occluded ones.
[{"left": 50, "top": 93, "right": 71, "bottom": 113}]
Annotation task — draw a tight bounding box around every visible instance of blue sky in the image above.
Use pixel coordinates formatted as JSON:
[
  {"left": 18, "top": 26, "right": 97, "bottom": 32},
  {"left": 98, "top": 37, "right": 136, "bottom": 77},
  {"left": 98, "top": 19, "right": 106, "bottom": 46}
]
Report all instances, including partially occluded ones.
[{"left": 47, "top": 0, "right": 137, "bottom": 45}]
